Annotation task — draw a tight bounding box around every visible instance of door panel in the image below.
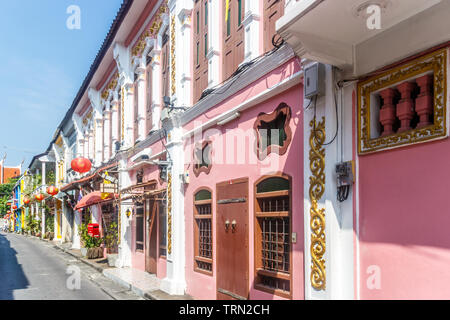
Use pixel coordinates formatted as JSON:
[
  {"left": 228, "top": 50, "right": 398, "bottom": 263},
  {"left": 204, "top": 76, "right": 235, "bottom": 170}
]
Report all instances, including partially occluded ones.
[
  {"left": 216, "top": 178, "right": 249, "bottom": 300},
  {"left": 145, "top": 199, "right": 158, "bottom": 274}
]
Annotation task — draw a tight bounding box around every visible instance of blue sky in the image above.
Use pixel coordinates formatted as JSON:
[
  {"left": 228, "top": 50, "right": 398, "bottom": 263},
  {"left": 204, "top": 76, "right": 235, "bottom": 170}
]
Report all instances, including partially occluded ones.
[{"left": 0, "top": 0, "right": 123, "bottom": 167}]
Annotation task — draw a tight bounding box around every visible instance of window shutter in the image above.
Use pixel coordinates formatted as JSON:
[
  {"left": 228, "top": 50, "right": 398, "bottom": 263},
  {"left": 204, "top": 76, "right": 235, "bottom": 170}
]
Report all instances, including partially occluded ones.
[
  {"left": 193, "top": 0, "right": 209, "bottom": 103},
  {"left": 223, "top": 0, "right": 245, "bottom": 81},
  {"left": 161, "top": 30, "right": 170, "bottom": 102},
  {"left": 263, "top": 0, "right": 285, "bottom": 53}
]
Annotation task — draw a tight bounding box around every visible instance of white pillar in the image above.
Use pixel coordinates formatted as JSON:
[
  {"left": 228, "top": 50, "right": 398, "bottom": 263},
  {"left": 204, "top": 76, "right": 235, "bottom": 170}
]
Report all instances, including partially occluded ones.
[
  {"left": 150, "top": 51, "right": 162, "bottom": 130},
  {"left": 243, "top": 0, "right": 261, "bottom": 62},
  {"left": 94, "top": 118, "right": 103, "bottom": 166},
  {"left": 103, "top": 103, "right": 111, "bottom": 161},
  {"left": 136, "top": 65, "right": 147, "bottom": 141},
  {"left": 117, "top": 154, "right": 132, "bottom": 268},
  {"left": 207, "top": 0, "right": 220, "bottom": 87},
  {"left": 123, "top": 83, "right": 135, "bottom": 149},
  {"left": 177, "top": 5, "right": 193, "bottom": 108},
  {"left": 160, "top": 123, "right": 186, "bottom": 295},
  {"left": 111, "top": 97, "right": 119, "bottom": 155},
  {"left": 72, "top": 210, "right": 81, "bottom": 249},
  {"left": 88, "top": 128, "right": 94, "bottom": 161}
]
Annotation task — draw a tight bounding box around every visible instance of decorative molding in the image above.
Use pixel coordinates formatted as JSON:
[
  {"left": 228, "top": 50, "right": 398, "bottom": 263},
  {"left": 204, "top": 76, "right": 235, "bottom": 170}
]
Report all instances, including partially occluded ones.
[
  {"left": 101, "top": 72, "right": 119, "bottom": 100},
  {"left": 131, "top": 4, "right": 168, "bottom": 58},
  {"left": 309, "top": 117, "right": 326, "bottom": 291},
  {"left": 358, "top": 48, "right": 448, "bottom": 154}
]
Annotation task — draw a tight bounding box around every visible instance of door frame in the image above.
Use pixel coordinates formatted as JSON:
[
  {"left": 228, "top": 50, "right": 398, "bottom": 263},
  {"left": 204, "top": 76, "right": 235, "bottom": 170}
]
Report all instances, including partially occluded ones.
[{"left": 215, "top": 177, "right": 249, "bottom": 300}]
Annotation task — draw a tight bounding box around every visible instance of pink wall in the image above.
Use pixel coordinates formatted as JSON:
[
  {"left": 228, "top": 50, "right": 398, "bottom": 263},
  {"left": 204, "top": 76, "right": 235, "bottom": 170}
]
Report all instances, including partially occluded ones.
[
  {"left": 356, "top": 99, "right": 450, "bottom": 298},
  {"left": 184, "top": 84, "right": 304, "bottom": 300},
  {"left": 128, "top": 143, "right": 168, "bottom": 279}
]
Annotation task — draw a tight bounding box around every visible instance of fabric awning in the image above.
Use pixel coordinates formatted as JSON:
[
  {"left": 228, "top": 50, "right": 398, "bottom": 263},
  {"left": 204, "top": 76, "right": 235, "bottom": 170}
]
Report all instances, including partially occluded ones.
[{"left": 75, "top": 191, "right": 118, "bottom": 210}]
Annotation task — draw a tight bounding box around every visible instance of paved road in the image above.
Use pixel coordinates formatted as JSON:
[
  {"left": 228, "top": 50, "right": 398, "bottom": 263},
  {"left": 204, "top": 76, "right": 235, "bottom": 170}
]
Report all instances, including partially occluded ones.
[{"left": 0, "top": 232, "right": 113, "bottom": 300}]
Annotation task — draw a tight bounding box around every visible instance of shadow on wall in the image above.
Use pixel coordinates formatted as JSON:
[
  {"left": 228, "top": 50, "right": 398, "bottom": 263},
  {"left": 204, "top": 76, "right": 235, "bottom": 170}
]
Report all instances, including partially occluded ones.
[{"left": 0, "top": 233, "right": 30, "bottom": 300}]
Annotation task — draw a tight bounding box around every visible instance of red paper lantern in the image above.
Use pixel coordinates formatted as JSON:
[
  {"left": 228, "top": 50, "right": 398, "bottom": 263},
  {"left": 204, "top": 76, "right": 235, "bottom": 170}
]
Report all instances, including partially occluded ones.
[
  {"left": 71, "top": 157, "right": 92, "bottom": 174},
  {"left": 47, "top": 186, "right": 59, "bottom": 196},
  {"left": 35, "top": 194, "right": 45, "bottom": 201},
  {"left": 12, "top": 205, "right": 17, "bottom": 210},
  {"left": 23, "top": 197, "right": 31, "bottom": 205}
]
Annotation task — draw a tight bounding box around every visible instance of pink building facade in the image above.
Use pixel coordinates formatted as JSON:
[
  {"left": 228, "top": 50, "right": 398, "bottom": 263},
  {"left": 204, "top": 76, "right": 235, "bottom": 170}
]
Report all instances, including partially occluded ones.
[{"left": 38, "top": 0, "right": 450, "bottom": 300}]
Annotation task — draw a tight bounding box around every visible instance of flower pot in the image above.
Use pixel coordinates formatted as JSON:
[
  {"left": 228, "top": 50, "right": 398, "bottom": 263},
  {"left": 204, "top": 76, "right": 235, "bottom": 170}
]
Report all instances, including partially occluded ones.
[
  {"left": 87, "top": 247, "right": 103, "bottom": 259},
  {"left": 107, "top": 254, "right": 118, "bottom": 267},
  {"left": 81, "top": 248, "right": 88, "bottom": 257}
]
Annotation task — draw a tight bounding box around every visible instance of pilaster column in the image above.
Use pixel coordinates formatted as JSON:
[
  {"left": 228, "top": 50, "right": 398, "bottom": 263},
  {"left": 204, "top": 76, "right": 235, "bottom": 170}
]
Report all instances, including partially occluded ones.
[
  {"left": 160, "top": 116, "right": 186, "bottom": 295},
  {"left": 72, "top": 210, "right": 81, "bottom": 249},
  {"left": 103, "top": 102, "right": 111, "bottom": 160},
  {"left": 150, "top": 51, "right": 162, "bottom": 130},
  {"left": 88, "top": 127, "right": 94, "bottom": 161},
  {"left": 243, "top": 0, "right": 261, "bottom": 62},
  {"left": 117, "top": 152, "right": 132, "bottom": 268},
  {"left": 123, "top": 83, "right": 135, "bottom": 149},
  {"left": 207, "top": 0, "right": 220, "bottom": 87},
  {"left": 136, "top": 64, "right": 147, "bottom": 141},
  {"left": 94, "top": 117, "right": 104, "bottom": 166},
  {"left": 111, "top": 97, "right": 119, "bottom": 155},
  {"left": 176, "top": 4, "right": 193, "bottom": 108}
]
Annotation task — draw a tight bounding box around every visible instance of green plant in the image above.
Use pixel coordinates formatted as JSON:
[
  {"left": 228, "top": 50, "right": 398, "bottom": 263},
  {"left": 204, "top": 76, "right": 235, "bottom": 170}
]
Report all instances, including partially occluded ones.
[{"left": 79, "top": 219, "right": 103, "bottom": 249}]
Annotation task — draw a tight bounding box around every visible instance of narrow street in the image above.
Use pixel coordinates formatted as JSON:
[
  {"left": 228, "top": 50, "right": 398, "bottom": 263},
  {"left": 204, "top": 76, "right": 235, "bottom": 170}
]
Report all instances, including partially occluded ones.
[{"left": 0, "top": 232, "right": 138, "bottom": 300}]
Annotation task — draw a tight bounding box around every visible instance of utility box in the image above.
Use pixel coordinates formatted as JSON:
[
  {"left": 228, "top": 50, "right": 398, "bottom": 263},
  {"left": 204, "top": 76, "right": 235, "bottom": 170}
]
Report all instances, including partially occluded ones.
[
  {"left": 304, "top": 63, "right": 326, "bottom": 99},
  {"left": 88, "top": 223, "right": 100, "bottom": 238}
]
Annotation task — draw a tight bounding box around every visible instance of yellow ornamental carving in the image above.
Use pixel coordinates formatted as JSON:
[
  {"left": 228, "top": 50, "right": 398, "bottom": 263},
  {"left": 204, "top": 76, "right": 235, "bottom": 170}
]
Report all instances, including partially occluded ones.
[
  {"left": 309, "top": 117, "right": 326, "bottom": 291},
  {"left": 170, "top": 15, "right": 176, "bottom": 95},
  {"left": 167, "top": 173, "right": 172, "bottom": 255},
  {"left": 101, "top": 72, "right": 119, "bottom": 100},
  {"left": 131, "top": 4, "right": 168, "bottom": 58}
]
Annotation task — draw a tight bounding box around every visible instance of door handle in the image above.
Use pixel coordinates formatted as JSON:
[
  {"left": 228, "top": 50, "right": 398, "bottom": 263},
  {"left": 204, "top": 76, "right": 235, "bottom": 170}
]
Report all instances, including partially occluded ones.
[
  {"left": 225, "top": 220, "right": 230, "bottom": 230},
  {"left": 231, "top": 220, "right": 237, "bottom": 232}
]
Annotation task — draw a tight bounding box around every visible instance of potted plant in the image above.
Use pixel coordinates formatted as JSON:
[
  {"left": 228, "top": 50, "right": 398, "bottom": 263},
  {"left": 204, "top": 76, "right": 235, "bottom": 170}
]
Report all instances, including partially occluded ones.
[
  {"left": 79, "top": 222, "right": 103, "bottom": 259},
  {"left": 104, "top": 222, "right": 119, "bottom": 267}
]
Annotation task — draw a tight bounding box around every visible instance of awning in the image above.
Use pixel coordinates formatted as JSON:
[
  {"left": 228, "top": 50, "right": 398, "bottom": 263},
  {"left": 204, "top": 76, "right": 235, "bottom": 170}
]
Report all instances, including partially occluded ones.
[{"left": 75, "top": 191, "right": 118, "bottom": 210}]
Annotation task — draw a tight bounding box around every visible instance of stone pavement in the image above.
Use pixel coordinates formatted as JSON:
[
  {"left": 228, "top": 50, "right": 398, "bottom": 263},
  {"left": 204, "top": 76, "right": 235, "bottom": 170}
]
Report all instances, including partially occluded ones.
[
  {"left": 103, "top": 267, "right": 193, "bottom": 300},
  {"left": 51, "top": 239, "right": 193, "bottom": 300}
]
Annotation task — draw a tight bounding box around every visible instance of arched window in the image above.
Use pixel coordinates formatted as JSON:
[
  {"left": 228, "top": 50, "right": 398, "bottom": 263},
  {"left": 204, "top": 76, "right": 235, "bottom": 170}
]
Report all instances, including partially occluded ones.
[
  {"left": 254, "top": 173, "right": 291, "bottom": 298},
  {"left": 194, "top": 188, "right": 213, "bottom": 274}
]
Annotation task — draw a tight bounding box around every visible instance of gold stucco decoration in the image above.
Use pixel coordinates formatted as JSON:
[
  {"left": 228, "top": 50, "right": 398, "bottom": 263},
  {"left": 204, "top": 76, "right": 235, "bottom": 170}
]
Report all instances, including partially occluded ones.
[
  {"left": 131, "top": 4, "right": 168, "bottom": 58},
  {"left": 101, "top": 72, "right": 119, "bottom": 100},
  {"left": 170, "top": 15, "right": 176, "bottom": 96},
  {"left": 358, "top": 48, "right": 447, "bottom": 154},
  {"left": 309, "top": 117, "right": 326, "bottom": 291},
  {"left": 167, "top": 172, "right": 172, "bottom": 255}
]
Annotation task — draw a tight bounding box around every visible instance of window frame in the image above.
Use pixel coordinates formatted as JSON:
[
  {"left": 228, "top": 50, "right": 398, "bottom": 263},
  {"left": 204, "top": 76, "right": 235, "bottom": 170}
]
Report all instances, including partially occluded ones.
[
  {"left": 193, "top": 140, "right": 213, "bottom": 177},
  {"left": 358, "top": 48, "right": 447, "bottom": 154},
  {"left": 254, "top": 103, "right": 293, "bottom": 161},
  {"left": 193, "top": 187, "right": 214, "bottom": 276},
  {"left": 253, "top": 172, "right": 292, "bottom": 299}
]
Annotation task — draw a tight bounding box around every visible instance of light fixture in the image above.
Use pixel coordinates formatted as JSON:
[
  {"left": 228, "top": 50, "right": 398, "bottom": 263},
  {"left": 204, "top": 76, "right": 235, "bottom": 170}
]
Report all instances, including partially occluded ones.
[{"left": 217, "top": 112, "right": 241, "bottom": 126}]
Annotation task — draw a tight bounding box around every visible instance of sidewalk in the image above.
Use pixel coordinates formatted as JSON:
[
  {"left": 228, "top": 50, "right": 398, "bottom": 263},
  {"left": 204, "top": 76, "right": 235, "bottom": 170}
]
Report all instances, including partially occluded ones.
[
  {"left": 52, "top": 240, "right": 193, "bottom": 300},
  {"left": 103, "top": 268, "right": 193, "bottom": 300}
]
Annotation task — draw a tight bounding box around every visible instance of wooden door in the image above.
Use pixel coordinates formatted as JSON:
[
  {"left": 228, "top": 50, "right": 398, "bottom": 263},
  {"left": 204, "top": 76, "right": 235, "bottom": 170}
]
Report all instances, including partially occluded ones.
[
  {"left": 216, "top": 178, "right": 249, "bottom": 300},
  {"left": 145, "top": 198, "right": 158, "bottom": 274}
]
